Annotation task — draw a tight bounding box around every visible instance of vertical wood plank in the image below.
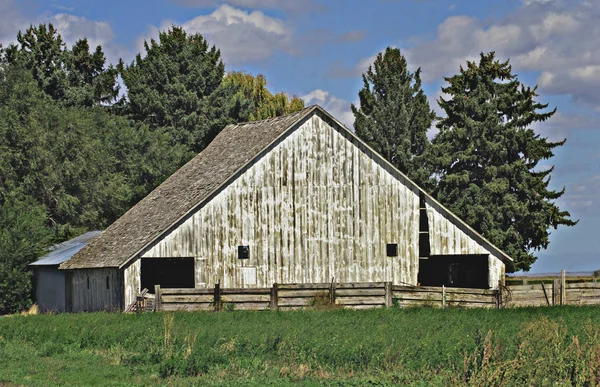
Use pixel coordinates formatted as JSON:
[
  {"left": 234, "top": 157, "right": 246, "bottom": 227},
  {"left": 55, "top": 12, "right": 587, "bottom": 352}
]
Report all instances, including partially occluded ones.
[{"left": 154, "top": 285, "right": 161, "bottom": 311}]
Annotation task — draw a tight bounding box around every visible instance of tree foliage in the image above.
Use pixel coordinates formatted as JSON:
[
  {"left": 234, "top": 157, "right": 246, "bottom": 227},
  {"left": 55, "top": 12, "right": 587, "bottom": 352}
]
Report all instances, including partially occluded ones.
[
  {"left": 2, "top": 23, "right": 119, "bottom": 107},
  {"left": 351, "top": 47, "right": 435, "bottom": 188},
  {"left": 0, "top": 195, "right": 53, "bottom": 314},
  {"left": 430, "top": 52, "right": 577, "bottom": 271},
  {"left": 224, "top": 71, "right": 304, "bottom": 121},
  {"left": 0, "top": 63, "right": 183, "bottom": 232},
  {"left": 119, "top": 27, "right": 251, "bottom": 154}
]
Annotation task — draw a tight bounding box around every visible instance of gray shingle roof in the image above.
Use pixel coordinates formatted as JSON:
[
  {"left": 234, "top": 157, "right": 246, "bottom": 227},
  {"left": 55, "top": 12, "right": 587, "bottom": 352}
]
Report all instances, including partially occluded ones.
[{"left": 60, "top": 106, "right": 318, "bottom": 269}]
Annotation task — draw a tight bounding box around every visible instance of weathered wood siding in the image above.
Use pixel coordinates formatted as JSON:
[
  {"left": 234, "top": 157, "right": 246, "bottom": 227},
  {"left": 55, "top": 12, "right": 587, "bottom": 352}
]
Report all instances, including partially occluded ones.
[
  {"left": 142, "top": 114, "right": 421, "bottom": 287},
  {"left": 33, "top": 266, "right": 66, "bottom": 312},
  {"left": 425, "top": 202, "right": 505, "bottom": 288},
  {"left": 69, "top": 268, "right": 121, "bottom": 312},
  {"left": 123, "top": 259, "right": 141, "bottom": 308}
]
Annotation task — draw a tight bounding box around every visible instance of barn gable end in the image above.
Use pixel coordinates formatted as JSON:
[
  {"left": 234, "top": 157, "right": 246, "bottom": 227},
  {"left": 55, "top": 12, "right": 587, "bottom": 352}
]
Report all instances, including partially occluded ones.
[{"left": 141, "top": 113, "right": 422, "bottom": 287}]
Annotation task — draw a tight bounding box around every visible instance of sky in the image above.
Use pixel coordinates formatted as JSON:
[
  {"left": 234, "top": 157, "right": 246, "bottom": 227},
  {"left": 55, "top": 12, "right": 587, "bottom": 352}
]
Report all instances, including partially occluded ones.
[{"left": 1, "top": 0, "right": 599, "bottom": 274}]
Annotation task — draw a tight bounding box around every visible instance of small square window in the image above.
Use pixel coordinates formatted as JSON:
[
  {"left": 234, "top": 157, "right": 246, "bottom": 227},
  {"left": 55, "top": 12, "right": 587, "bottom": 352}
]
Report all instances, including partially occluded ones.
[
  {"left": 238, "top": 245, "right": 250, "bottom": 259},
  {"left": 386, "top": 243, "right": 398, "bottom": 257}
]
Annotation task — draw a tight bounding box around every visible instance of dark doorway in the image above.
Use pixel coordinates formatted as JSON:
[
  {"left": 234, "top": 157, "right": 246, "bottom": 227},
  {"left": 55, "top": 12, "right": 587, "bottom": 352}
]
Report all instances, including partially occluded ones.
[
  {"left": 418, "top": 254, "right": 489, "bottom": 289},
  {"left": 141, "top": 257, "right": 195, "bottom": 292}
]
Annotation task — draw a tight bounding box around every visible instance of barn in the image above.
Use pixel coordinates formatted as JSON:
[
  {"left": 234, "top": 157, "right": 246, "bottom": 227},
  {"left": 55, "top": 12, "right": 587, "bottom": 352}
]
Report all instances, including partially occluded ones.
[{"left": 59, "top": 105, "right": 511, "bottom": 312}]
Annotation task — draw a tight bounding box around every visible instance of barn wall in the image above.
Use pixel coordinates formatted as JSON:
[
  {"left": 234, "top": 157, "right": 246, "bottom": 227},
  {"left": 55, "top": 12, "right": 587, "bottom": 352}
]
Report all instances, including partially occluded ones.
[
  {"left": 123, "top": 259, "right": 141, "bottom": 308},
  {"left": 425, "top": 202, "right": 505, "bottom": 289},
  {"left": 69, "top": 268, "right": 121, "bottom": 312},
  {"left": 33, "top": 266, "right": 65, "bottom": 312},
  {"left": 142, "top": 114, "right": 421, "bottom": 287}
]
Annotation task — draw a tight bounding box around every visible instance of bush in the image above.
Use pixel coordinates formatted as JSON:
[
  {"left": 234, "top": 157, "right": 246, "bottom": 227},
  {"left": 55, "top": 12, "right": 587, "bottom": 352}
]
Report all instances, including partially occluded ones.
[{"left": 0, "top": 264, "right": 33, "bottom": 315}]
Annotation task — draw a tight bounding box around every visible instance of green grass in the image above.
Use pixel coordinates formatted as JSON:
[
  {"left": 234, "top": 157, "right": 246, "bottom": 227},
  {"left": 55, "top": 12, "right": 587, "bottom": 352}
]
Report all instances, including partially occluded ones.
[{"left": 1, "top": 306, "right": 600, "bottom": 386}]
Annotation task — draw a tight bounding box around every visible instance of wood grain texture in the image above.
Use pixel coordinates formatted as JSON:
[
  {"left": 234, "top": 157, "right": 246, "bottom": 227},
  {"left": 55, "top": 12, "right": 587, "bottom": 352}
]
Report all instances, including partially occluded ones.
[
  {"left": 69, "top": 268, "right": 121, "bottom": 312},
  {"left": 142, "top": 115, "right": 422, "bottom": 288}
]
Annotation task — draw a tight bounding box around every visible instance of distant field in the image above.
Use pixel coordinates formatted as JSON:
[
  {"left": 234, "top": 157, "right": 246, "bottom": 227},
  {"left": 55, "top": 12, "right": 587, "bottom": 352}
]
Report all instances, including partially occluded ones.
[
  {"left": 505, "top": 275, "right": 597, "bottom": 286},
  {"left": 1, "top": 307, "right": 600, "bottom": 386}
]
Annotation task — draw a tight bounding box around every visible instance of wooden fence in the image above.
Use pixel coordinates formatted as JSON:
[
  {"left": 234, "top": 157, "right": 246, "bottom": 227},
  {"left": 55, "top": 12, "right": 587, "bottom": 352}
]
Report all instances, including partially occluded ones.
[
  {"left": 152, "top": 282, "right": 499, "bottom": 312},
  {"left": 147, "top": 276, "right": 600, "bottom": 312}
]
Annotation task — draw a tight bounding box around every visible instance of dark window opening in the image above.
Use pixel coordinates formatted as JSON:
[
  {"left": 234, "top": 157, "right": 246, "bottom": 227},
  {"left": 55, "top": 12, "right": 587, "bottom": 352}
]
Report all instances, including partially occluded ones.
[
  {"left": 106, "top": 276, "right": 110, "bottom": 290},
  {"left": 386, "top": 243, "right": 398, "bottom": 257},
  {"left": 87, "top": 276, "right": 89, "bottom": 290},
  {"left": 419, "top": 233, "right": 430, "bottom": 258},
  {"left": 141, "top": 257, "right": 195, "bottom": 293},
  {"left": 238, "top": 245, "right": 250, "bottom": 259},
  {"left": 418, "top": 254, "right": 489, "bottom": 289}
]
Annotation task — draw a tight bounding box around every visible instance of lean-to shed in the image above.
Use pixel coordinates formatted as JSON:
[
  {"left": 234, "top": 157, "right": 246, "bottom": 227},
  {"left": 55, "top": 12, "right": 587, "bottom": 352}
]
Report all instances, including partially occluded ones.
[
  {"left": 30, "top": 231, "right": 102, "bottom": 312},
  {"left": 60, "top": 105, "right": 511, "bottom": 312}
]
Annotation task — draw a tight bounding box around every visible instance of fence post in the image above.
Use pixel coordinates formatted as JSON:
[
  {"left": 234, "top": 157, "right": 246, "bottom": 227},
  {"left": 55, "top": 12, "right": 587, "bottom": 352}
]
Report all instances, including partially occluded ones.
[
  {"left": 214, "top": 282, "right": 221, "bottom": 311},
  {"left": 442, "top": 285, "right": 446, "bottom": 308},
  {"left": 552, "top": 279, "right": 559, "bottom": 306},
  {"left": 560, "top": 270, "right": 566, "bottom": 305},
  {"left": 496, "top": 280, "right": 502, "bottom": 309},
  {"left": 384, "top": 282, "right": 393, "bottom": 308},
  {"left": 154, "top": 285, "right": 161, "bottom": 311},
  {"left": 270, "top": 283, "right": 278, "bottom": 310},
  {"left": 329, "top": 281, "right": 337, "bottom": 305}
]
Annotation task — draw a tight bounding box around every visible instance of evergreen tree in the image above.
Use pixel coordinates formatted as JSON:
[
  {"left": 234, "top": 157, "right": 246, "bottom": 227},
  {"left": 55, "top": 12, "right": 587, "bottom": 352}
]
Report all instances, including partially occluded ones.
[
  {"left": 119, "top": 27, "right": 251, "bottom": 154},
  {"left": 351, "top": 47, "right": 435, "bottom": 188},
  {"left": 2, "top": 23, "right": 119, "bottom": 107},
  {"left": 430, "top": 52, "right": 577, "bottom": 271},
  {"left": 224, "top": 71, "right": 304, "bottom": 121}
]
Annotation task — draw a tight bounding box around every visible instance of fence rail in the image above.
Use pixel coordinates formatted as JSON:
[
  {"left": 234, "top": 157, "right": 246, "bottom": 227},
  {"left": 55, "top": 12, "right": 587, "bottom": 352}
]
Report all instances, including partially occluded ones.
[{"left": 143, "top": 272, "right": 600, "bottom": 313}]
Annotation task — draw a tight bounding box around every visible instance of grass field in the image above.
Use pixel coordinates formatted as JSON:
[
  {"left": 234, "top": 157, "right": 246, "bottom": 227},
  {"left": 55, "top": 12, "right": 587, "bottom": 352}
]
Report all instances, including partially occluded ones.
[{"left": 1, "top": 306, "right": 600, "bottom": 386}]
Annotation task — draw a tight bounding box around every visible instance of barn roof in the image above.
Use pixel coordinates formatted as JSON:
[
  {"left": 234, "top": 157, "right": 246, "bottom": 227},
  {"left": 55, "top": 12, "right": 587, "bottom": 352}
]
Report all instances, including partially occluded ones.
[
  {"left": 60, "top": 105, "right": 511, "bottom": 270},
  {"left": 31, "top": 231, "right": 102, "bottom": 266}
]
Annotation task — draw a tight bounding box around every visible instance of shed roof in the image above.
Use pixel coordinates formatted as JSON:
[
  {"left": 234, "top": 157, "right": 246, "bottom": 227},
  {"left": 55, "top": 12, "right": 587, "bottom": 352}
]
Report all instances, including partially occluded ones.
[
  {"left": 31, "top": 231, "right": 102, "bottom": 266},
  {"left": 60, "top": 105, "right": 511, "bottom": 270}
]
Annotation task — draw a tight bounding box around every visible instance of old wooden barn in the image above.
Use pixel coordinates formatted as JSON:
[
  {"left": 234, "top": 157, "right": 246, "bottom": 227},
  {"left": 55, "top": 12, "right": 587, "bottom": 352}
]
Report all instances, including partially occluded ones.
[{"left": 59, "top": 105, "right": 511, "bottom": 312}]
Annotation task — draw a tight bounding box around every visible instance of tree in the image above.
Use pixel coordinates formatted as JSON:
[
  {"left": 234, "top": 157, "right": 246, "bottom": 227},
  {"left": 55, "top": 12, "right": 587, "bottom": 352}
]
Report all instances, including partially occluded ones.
[
  {"left": 223, "top": 71, "right": 304, "bottom": 121},
  {"left": 0, "top": 194, "right": 53, "bottom": 314},
  {"left": 0, "top": 62, "right": 183, "bottom": 231},
  {"left": 430, "top": 52, "right": 577, "bottom": 271},
  {"left": 119, "top": 27, "right": 251, "bottom": 155},
  {"left": 351, "top": 47, "right": 435, "bottom": 188},
  {"left": 1, "top": 23, "right": 119, "bottom": 107}
]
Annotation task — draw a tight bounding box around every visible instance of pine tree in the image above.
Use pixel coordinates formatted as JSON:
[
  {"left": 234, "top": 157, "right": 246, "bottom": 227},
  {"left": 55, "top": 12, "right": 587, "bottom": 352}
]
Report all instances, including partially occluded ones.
[
  {"left": 2, "top": 23, "right": 118, "bottom": 107},
  {"left": 430, "top": 52, "right": 577, "bottom": 271},
  {"left": 351, "top": 47, "right": 435, "bottom": 188},
  {"left": 118, "top": 27, "right": 251, "bottom": 154}
]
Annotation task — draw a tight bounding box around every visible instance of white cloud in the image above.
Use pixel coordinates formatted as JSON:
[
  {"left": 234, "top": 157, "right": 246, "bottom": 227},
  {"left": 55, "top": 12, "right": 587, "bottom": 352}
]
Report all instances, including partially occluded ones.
[
  {"left": 301, "top": 89, "right": 355, "bottom": 129},
  {"left": 0, "top": 1, "right": 126, "bottom": 66},
  {"left": 0, "top": 0, "right": 28, "bottom": 45},
  {"left": 384, "top": 0, "right": 600, "bottom": 110},
  {"left": 161, "top": 4, "right": 293, "bottom": 65},
  {"left": 169, "top": 0, "right": 323, "bottom": 14}
]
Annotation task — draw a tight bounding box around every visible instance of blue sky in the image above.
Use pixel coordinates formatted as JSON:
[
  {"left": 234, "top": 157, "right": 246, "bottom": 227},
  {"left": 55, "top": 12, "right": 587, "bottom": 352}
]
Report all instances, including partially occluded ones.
[{"left": 2, "top": 0, "right": 599, "bottom": 273}]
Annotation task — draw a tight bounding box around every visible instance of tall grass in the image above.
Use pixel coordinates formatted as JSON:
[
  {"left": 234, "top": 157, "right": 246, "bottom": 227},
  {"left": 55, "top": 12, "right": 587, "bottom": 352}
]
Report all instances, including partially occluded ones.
[{"left": 1, "top": 307, "right": 599, "bottom": 385}]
